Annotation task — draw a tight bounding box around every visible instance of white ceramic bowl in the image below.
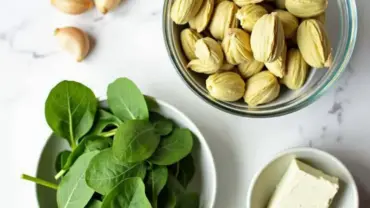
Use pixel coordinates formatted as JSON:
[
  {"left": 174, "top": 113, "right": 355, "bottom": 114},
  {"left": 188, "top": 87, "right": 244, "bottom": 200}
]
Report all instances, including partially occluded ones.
[
  {"left": 36, "top": 99, "right": 217, "bottom": 208},
  {"left": 247, "top": 147, "right": 359, "bottom": 208}
]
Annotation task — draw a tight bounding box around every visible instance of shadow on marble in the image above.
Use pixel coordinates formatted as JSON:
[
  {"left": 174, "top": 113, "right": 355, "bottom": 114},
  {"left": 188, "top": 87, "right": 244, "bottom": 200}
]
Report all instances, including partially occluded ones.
[
  {"left": 358, "top": 179, "right": 370, "bottom": 208},
  {"left": 323, "top": 148, "right": 370, "bottom": 208},
  {"left": 197, "top": 123, "right": 241, "bottom": 208}
]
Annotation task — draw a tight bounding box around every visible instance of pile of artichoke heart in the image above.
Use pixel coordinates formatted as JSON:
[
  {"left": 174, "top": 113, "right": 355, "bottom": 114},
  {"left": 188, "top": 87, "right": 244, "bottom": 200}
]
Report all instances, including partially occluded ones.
[{"left": 171, "top": 0, "right": 331, "bottom": 106}]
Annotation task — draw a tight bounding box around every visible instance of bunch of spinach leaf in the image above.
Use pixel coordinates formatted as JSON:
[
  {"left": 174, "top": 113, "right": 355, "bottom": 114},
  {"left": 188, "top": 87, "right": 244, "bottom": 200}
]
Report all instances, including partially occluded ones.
[{"left": 21, "top": 78, "right": 200, "bottom": 208}]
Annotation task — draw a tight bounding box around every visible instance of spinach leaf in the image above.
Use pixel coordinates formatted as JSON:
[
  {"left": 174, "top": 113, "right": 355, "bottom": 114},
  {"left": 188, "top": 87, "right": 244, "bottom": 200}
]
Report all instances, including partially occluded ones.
[
  {"left": 145, "top": 166, "right": 168, "bottom": 208},
  {"left": 88, "top": 109, "right": 123, "bottom": 136},
  {"left": 55, "top": 138, "right": 88, "bottom": 179},
  {"left": 57, "top": 151, "right": 99, "bottom": 208},
  {"left": 145, "top": 95, "right": 159, "bottom": 111},
  {"left": 112, "top": 120, "right": 160, "bottom": 163},
  {"left": 45, "top": 81, "right": 98, "bottom": 149},
  {"left": 86, "top": 199, "right": 102, "bottom": 208},
  {"left": 158, "top": 187, "right": 177, "bottom": 208},
  {"left": 158, "top": 175, "right": 188, "bottom": 208},
  {"left": 85, "top": 136, "right": 112, "bottom": 152},
  {"left": 55, "top": 150, "right": 71, "bottom": 173},
  {"left": 107, "top": 78, "right": 149, "bottom": 121},
  {"left": 85, "top": 148, "right": 147, "bottom": 195},
  {"left": 55, "top": 135, "right": 109, "bottom": 179},
  {"left": 101, "top": 177, "right": 151, "bottom": 208},
  {"left": 175, "top": 192, "right": 200, "bottom": 208},
  {"left": 169, "top": 155, "right": 195, "bottom": 188},
  {"left": 150, "top": 112, "right": 174, "bottom": 136},
  {"left": 166, "top": 174, "right": 185, "bottom": 196},
  {"left": 149, "top": 128, "right": 193, "bottom": 165}
]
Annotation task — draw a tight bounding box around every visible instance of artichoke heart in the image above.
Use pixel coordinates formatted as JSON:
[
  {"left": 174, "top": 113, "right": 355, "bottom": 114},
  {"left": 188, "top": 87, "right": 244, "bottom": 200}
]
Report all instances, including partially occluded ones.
[
  {"left": 273, "top": 10, "right": 299, "bottom": 39},
  {"left": 282, "top": 48, "right": 309, "bottom": 90},
  {"left": 206, "top": 72, "right": 245, "bottom": 102},
  {"left": 234, "top": 0, "right": 264, "bottom": 7},
  {"left": 265, "top": 42, "right": 287, "bottom": 78},
  {"left": 238, "top": 59, "right": 264, "bottom": 79},
  {"left": 187, "top": 37, "right": 224, "bottom": 74},
  {"left": 244, "top": 71, "right": 280, "bottom": 106},
  {"left": 170, "top": 0, "right": 204, "bottom": 25},
  {"left": 209, "top": 1, "right": 238, "bottom": 40},
  {"left": 222, "top": 28, "right": 253, "bottom": 65},
  {"left": 297, "top": 19, "right": 331, "bottom": 68},
  {"left": 189, "top": 0, "right": 215, "bottom": 33},
  {"left": 181, "top": 28, "right": 203, "bottom": 60},
  {"left": 236, "top": 4, "right": 268, "bottom": 32},
  {"left": 285, "top": 0, "right": 328, "bottom": 18},
  {"left": 251, "top": 14, "right": 285, "bottom": 63}
]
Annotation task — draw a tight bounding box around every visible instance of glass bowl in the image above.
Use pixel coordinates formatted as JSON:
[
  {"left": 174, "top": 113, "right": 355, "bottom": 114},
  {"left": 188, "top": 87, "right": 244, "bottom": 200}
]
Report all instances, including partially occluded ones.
[{"left": 163, "top": 0, "right": 358, "bottom": 117}]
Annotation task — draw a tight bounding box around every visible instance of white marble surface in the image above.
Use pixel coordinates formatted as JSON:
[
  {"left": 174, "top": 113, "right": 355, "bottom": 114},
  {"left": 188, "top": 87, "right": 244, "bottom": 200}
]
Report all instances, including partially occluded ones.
[{"left": 1, "top": 0, "right": 370, "bottom": 207}]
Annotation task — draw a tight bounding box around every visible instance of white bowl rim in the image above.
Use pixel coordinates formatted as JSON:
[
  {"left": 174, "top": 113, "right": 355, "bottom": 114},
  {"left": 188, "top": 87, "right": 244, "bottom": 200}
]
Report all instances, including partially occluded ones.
[
  {"left": 35, "top": 98, "right": 218, "bottom": 208},
  {"left": 246, "top": 147, "right": 359, "bottom": 208}
]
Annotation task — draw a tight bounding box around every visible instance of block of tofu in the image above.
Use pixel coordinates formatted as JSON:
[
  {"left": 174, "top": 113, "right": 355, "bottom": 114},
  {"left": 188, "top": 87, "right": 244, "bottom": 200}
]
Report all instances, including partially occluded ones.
[{"left": 267, "top": 158, "right": 340, "bottom": 208}]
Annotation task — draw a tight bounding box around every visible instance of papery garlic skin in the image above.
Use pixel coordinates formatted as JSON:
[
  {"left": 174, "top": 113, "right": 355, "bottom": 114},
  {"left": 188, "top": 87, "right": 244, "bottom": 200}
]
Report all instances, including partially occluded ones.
[
  {"left": 54, "top": 27, "right": 91, "bottom": 62},
  {"left": 51, "top": 0, "right": 94, "bottom": 15},
  {"left": 95, "top": 0, "right": 121, "bottom": 14}
]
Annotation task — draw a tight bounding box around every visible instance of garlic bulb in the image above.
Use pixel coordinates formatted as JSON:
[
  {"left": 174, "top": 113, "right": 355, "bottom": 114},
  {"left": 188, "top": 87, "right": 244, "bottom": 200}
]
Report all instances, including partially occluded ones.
[
  {"left": 51, "top": 0, "right": 94, "bottom": 15},
  {"left": 94, "top": 0, "right": 121, "bottom": 14},
  {"left": 54, "top": 27, "right": 91, "bottom": 62}
]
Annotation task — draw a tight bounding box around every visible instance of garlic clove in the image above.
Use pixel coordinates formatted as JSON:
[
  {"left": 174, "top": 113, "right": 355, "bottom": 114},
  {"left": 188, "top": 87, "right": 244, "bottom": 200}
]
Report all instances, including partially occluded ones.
[
  {"left": 51, "top": 0, "right": 94, "bottom": 15},
  {"left": 54, "top": 27, "right": 91, "bottom": 62},
  {"left": 94, "top": 0, "right": 121, "bottom": 14}
]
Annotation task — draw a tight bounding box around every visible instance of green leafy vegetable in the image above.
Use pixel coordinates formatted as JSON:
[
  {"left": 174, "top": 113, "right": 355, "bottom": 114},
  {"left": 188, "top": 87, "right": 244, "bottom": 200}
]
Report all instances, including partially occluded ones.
[
  {"left": 158, "top": 187, "right": 177, "bottom": 208},
  {"left": 150, "top": 128, "right": 193, "bottom": 165},
  {"left": 86, "top": 199, "right": 102, "bottom": 208},
  {"left": 169, "top": 155, "right": 195, "bottom": 188},
  {"left": 55, "top": 136, "right": 105, "bottom": 179},
  {"left": 22, "top": 78, "right": 199, "bottom": 208},
  {"left": 107, "top": 78, "right": 149, "bottom": 121},
  {"left": 146, "top": 166, "right": 168, "bottom": 208},
  {"left": 175, "top": 192, "right": 200, "bottom": 208},
  {"left": 145, "top": 95, "right": 159, "bottom": 111},
  {"left": 150, "top": 112, "right": 174, "bottom": 136},
  {"left": 55, "top": 139, "right": 87, "bottom": 179},
  {"left": 45, "top": 81, "right": 98, "bottom": 149},
  {"left": 85, "top": 148, "right": 147, "bottom": 195},
  {"left": 21, "top": 174, "right": 58, "bottom": 190},
  {"left": 112, "top": 120, "right": 160, "bottom": 163},
  {"left": 88, "top": 109, "right": 123, "bottom": 137},
  {"left": 158, "top": 175, "right": 197, "bottom": 208},
  {"left": 55, "top": 150, "right": 71, "bottom": 173},
  {"left": 84, "top": 136, "right": 112, "bottom": 152},
  {"left": 166, "top": 174, "right": 185, "bottom": 196},
  {"left": 101, "top": 177, "right": 151, "bottom": 208},
  {"left": 57, "top": 151, "right": 99, "bottom": 208}
]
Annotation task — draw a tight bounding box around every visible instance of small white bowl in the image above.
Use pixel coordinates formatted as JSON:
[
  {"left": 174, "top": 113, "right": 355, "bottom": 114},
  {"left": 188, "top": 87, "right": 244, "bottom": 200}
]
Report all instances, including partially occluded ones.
[
  {"left": 36, "top": 99, "right": 217, "bottom": 208},
  {"left": 247, "top": 147, "right": 359, "bottom": 208}
]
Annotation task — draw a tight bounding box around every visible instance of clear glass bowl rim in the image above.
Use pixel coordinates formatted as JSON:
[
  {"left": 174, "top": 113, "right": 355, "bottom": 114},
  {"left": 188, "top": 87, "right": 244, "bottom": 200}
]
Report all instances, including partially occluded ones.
[{"left": 162, "top": 0, "right": 358, "bottom": 118}]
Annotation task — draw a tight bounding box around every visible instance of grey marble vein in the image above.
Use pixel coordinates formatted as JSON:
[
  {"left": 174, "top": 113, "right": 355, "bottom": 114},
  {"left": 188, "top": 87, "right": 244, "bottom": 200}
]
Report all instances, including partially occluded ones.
[
  {"left": 320, "top": 126, "right": 327, "bottom": 139},
  {"left": 326, "top": 62, "right": 357, "bottom": 125},
  {"left": 0, "top": 21, "right": 57, "bottom": 60},
  {"left": 0, "top": 21, "right": 29, "bottom": 47}
]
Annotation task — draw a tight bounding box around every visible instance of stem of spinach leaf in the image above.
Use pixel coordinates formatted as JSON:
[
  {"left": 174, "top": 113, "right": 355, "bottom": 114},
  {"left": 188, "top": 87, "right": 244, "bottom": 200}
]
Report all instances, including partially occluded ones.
[
  {"left": 21, "top": 174, "right": 58, "bottom": 190},
  {"left": 66, "top": 86, "right": 77, "bottom": 150},
  {"left": 175, "top": 163, "right": 180, "bottom": 178},
  {"left": 98, "top": 128, "right": 117, "bottom": 137},
  {"left": 70, "top": 140, "right": 76, "bottom": 150},
  {"left": 54, "top": 169, "right": 66, "bottom": 180}
]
